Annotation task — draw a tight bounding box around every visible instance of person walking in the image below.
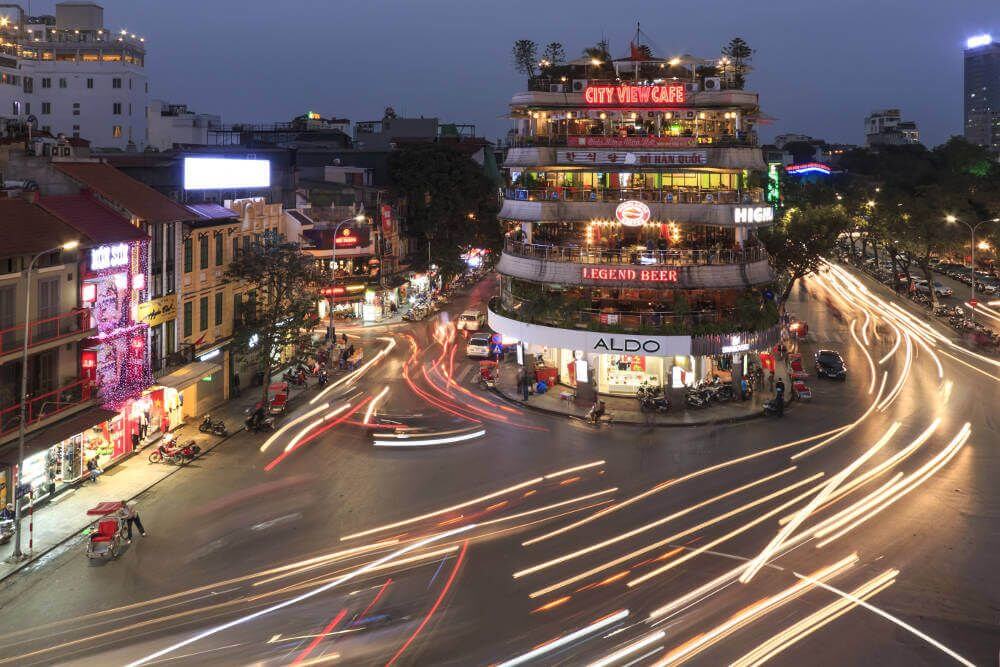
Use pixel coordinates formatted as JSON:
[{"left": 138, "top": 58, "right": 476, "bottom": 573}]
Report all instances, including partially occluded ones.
[
  {"left": 233, "top": 371, "right": 241, "bottom": 398},
  {"left": 740, "top": 377, "right": 750, "bottom": 401},
  {"left": 118, "top": 500, "right": 146, "bottom": 540},
  {"left": 768, "top": 369, "right": 775, "bottom": 393}
]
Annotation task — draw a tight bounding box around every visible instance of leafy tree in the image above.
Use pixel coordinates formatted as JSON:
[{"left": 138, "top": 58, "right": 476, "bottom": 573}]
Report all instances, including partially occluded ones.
[
  {"left": 227, "top": 236, "right": 326, "bottom": 405},
  {"left": 583, "top": 40, "right": 614, "bottom": 77},
  {"left": 388, "top": 143, "right": 502, "bottom": 280},
  {"left": 759, "top": 205, "right": 851, "bottom": 306},
  {"left": 542, "top": 42, "right": 566, "bottom": 66},
  {"left": 721, "top": 37, "right": 754, "bottom": 89},
  {"left": 512, "top": 39, "right": 538, "bottom": 78}
]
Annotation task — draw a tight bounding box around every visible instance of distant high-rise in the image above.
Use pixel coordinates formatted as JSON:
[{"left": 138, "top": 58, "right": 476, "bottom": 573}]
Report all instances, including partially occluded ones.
[{"left": 964, "top": 34, "right": 1000, "bottom": 153}]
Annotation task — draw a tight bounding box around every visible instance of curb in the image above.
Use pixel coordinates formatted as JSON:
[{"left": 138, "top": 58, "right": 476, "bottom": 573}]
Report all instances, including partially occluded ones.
[{"left": 489, "top": 387, "right": 795, "bottom": 428}]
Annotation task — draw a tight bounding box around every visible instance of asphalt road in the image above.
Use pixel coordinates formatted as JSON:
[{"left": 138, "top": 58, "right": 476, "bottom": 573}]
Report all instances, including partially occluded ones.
[{"left": 0, "top": 266, "right": 996, "bottom": 667}]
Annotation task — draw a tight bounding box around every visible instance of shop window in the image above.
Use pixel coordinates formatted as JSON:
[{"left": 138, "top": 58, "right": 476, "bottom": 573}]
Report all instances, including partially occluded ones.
[
  {"left": 199, "top": 236, "right": 209, "bottom": 270},
  {"left": 183, "top": 237, "right": 192, "bottom": 273},
  {"left": 183, "top": 301, "right": 193, "bottom": 337},
  {"left": 215, "top": 292, "right": 223, "bottom": 326},
  {"left": 199, "top": 296, "right": 209, "bottom": 332}
]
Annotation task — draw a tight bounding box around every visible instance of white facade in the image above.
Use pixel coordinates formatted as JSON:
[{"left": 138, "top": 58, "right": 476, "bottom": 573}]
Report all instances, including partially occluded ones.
[
  {"left": 0, "top": 2, "right": 148, "bottom": 150},
  {"left": 147, "top": 100, "right": 220, "bottom": 151}
]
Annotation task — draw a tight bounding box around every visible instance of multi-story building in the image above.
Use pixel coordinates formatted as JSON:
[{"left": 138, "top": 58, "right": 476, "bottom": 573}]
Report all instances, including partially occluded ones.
[
  {"left": 146, "top": 100, "right": 221, "bottom": 151},
  {"left": 864, "top": 109, "right": 920, "bottom": 147},
  {"left": 0, "top": 2, "right": 148, "bottom": 150},
  {"left": 964, "top": 34, "right": 1000, "bottom": 153},
  {"left": 490, "top": 48, "right": 780, "bottom": 399}
]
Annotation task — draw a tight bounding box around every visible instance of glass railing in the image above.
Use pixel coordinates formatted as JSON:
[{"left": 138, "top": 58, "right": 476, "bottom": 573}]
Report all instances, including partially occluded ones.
[
  {"left": 504, "top": 187, "right": 762, "bottom": 205},
  {"left": 503, "top": 239, "right": 767, "bottom": 266}
]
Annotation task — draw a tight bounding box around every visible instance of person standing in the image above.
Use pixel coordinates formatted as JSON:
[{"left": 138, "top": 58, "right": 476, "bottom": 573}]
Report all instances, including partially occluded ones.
[
  {"left": 86, "top": 457, "right": 102, "bottom": 483},
  {"left": 118, "top": 500, "right": 146, "bottom": 540},
  {"left": 233, "top": 371, "right": 241, "bottom": 398}
]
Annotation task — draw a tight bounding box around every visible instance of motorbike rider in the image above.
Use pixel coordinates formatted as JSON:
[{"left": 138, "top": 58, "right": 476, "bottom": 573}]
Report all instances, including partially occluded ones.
[
  {"left": 0, "top": 503, "right": 14, "bottom": 521},
  {"left": 588, "top": 399, "right": 606, "bottom": 423}
]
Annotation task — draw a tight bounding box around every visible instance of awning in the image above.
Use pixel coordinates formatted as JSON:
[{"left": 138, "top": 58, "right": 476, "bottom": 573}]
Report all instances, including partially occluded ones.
[
  {"left": 0, "top": 405, "right": 118, "bottom": 464},
  {"left": 155, "top": 361, "right": 224, "bottom": 392}
]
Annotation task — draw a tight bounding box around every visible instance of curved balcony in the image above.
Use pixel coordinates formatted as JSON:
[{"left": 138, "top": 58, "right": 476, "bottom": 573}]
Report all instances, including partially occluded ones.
[
  {"left": 488, "top": 297, "right": 780, "bottom": 358},
  {"left": 504, "top": 187, "right": 761, "bottom": 205},
  {"left": 504, "top": 146, "right": 765, "bottom": 170},
  {"left": 499, "top": 198, "right": 773, "bottom": 228},
  {"left": 498, "top": 242, "right": 773, "bottom": 289},
  {"left": 510, "top": 88, "right": 760, "bottom": 110}
]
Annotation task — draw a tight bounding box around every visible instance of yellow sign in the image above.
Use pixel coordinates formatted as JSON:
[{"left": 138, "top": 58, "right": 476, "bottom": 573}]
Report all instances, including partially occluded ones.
[{"left": 137, "top": 295, "right": 177, "bottom": 328}]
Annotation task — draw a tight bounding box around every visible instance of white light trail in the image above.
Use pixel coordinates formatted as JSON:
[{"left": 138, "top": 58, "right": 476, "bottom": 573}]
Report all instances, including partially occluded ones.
[
  {"left": 125, "top": 525, "right": 475, "bottom": 667},
  {"left": 791, "top": 373, "right": 888, "bottom": 460},
  {"left": 544, "top": 460, "right": 606, "bottom": 479},
  {"left": 259, "top": 403, "right": 329, "bottom": 452},
  {"left": 849, "top": 319, "right": 877, "bottom": 394},
  {"left": 373, "top": 429, "right": 486, "bottom": 447},
  {"left": 283, "top": 403, "right": 351, "bottom": 452},
  {"left": 364, "top": 386, "right": 390, "bottom": 424},
  {"left": 587, "top": 630, "right": 666, "bottom": 667},
  {"left": 496, "top": 609, "right": 629, "bottom": 667},
  {"left": 311, "top": 336, "right": 396, "bottom": 404}
]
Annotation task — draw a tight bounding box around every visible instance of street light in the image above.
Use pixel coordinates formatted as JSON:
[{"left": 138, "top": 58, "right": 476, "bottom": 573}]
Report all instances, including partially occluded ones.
[
  {"left": 327, "top": 214, "right": 366, "bottom": 325},
  {"left": 945, "top": 214, "right": 999, "bottom": 320},
  {"left": 9, "top": 240, "right": 79, "bottom": 562}
]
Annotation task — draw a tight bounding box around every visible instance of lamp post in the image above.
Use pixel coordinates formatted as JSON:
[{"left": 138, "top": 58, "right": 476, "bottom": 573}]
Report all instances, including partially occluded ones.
[
  {"left": 945, "top": 215, "right": 999, "bottom": 321},
  {"left": 9, "top": 240, "right": 79, "bottom": 562},
  {"left": 328, "top": 214, "right": 366, "bottom": 325}
]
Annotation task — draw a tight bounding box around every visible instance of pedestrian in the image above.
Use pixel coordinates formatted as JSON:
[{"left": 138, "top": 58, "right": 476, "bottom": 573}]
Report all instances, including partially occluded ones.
[
  {"left": 118, "top": 499, "right": 146, "bottom": 540},
  {"left": 768, "top": 370, "right": 775, "bottom": 392},
  {"left": 86, "top": 457, "right": 102, "bottom": 483},
  {"left": 233, "top": 371, "right": 241, "bottom": 398},
  {"left": 740, "top": 377, "right": 749, "bottom": 401},
  {"left": 139, "top": 412, "right": 149, "bottom": 440},
  {"left": 341, "top": 332, "right": 348, "bottom": 346},
  {"left": 130, "top": 430, "right": 140, "bottom": 452},
  {"left": 1, "top": 502, "right": 15, "bottom": 521}
]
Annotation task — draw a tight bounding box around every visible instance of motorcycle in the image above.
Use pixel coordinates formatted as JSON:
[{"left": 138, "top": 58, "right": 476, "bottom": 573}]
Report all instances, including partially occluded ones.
[
  {"left": 763, "top": 398, "right": 784, "bottom": 417},
  {"left": 148, "top": 440, "right": 201, "bottom": 464},
  {"left": 685, "top": 389, "right": 709, "bottom": 409},
  {"left": 198, "top": 414, "right": 229, "bottom": 437},
  {"left": 287, "top": 370, "right": 308, "bottom": 387},
  {"left": 317, "top": 369, "right": 329, "bottom": 387},
  {"left": 245, "top": 410, "right": 275, "bottom": 433},
  {"left": 640, "top": 395, "right": 671, "bottom": 413},
  {"left": 586, "top": 400, "right": 611, "bottom": 424},
  {"left": 0, "top": 519, "right": 13, "bottom": 544}
]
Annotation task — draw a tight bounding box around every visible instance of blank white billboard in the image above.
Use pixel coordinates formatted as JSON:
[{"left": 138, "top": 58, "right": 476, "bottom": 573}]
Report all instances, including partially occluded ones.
[{"left": 183, "top": 157, "right": 271, "bottom": 190}]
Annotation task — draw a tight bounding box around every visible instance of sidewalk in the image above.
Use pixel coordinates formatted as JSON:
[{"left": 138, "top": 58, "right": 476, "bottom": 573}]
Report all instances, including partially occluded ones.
[
  {"left": 0, "top": 369, "right": 313, "bottom": 581},
  {"left": 492, "top": 367, "right": 791, "bottom": 426}
]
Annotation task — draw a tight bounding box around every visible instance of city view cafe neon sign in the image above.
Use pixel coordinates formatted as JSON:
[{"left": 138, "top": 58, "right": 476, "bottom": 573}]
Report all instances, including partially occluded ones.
[{"left": 584, "top": 83, "right": 686, "bottom": 106}]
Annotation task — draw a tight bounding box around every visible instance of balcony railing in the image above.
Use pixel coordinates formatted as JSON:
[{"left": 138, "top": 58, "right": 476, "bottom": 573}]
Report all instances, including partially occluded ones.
[
  {"left": 151, "top": 343, "right": 196, "bottom": 379},
  {"left": 507, "top": 134, "right": 755, "bottom": 149},
  {"left": 505, "top": 187, "right": 762, "bottom": 205},
  {"left": 504, "top": 239, "right": 767, "bottom": 267},
  {"left": 0, "top": 309, "right": 92, "bottom": 358},
  {"left": 0, "top": 378, "right": 95, "bottom": 438},
  {"left": 494, "top": 294, "right": 779, "bottom": 339}
]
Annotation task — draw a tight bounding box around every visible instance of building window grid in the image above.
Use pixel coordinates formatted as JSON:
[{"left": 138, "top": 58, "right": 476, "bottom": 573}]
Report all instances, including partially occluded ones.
[
  {"left": 214, "top": 292, "right": 223, "bottom": 326},
  {"left": 199, "top": 296, "right": 209, "bottom": 332},
  {"left": 199, "top": 236, "right": 209, "bottom": 270},
  {"left": 183, "top": 301, "right": 193, "bottom": 337}
]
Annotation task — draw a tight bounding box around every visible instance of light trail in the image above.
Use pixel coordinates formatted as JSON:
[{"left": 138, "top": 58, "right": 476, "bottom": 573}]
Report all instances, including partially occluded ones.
[
  {"left": 340, "top": 477, "right": 543, "bottom": 541},
  {"left": 125, "top": 525, "right": 475, "bottom": 667},
  {"left": 285, "top": 403, "right": 352, "bottom": 452},
  {"left": 291, "top": 608, "right": 348, "bottom": 665},
  {"left": 384, "top": 540, "right": 469, "bottom": 666},
  {"left": 496, "top": 609, "right": 630, "bottom": 667},
  {"left": 373, "top": 428, "right": 486, "bottom": 447},
  {"left": 259, "top": 403, "right": 330, "bottom": 453},
  {"left": 790, "top": 373, "right": 888, "bottom": 460},
  {"left": 792, "top": 569, "right": 975, "bottom": 666},
  {"left": 848, "top": 319, "right": 876, "bottom": 394},
  {"left": 253, "top": 546, "right": 457, "bottom": 590},
  {"left": 514, "top": 467, "right": 797, "bottom": 579},
  {"left": 861, "top": 308, "right": 872, "bottom": 346},
  {"left": 355, "top": 578, "right": 392, "bottom": 623},
  {"left": 878, "top": 319, "right": 903, "bottom": 364},
  {"left": 476, "top": 488, "right": 618, "bottom": 529},
  {"left": 544, "top": 460, "right": 606, "bottom": 479},
  {"left": 731, "top": 569, "right": 897, "bottom": 667},
  {"left": 587, "top": 630, "right": 666, "bottom": 667},
  {"left": 650, "top": 554, "right": 858, "bottom": 666},
  {"left": 741, "top": 422, "right": 900, "bottom": 583},
  {"left": 363, "top": 386, "right": 390, "bottom": 425},
  {"left": 876, "top": 332, "right": 911, "bottom": 411},
  {"left": 531, "top": 473, "right": 824, "bottom": 599},
  {"left": 311, "top": 336, "right": 396, "bottom": 404}
]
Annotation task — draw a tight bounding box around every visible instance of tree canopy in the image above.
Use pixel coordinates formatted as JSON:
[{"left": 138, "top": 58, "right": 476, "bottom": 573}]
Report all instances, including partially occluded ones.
[
  {"left": 722, "top": 37, "right": 754, "bottom": 89},
  {"left": 512, "top": 40, "right": 538, "bottom": 77},
  {"left": 388, "top": 143, "right": 502, "bottom": 279}
]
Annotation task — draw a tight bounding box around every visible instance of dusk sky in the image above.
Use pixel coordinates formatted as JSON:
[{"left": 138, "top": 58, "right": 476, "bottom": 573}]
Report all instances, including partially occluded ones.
[{"left": 94, "top": 0, "right": 996, "bottom": 147}]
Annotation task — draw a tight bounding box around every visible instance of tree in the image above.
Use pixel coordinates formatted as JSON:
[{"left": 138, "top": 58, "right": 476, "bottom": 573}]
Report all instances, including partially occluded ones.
[
  {"left": 722, "top": 37, "right": 754, "bottom": 89},
  {"left": 542, "top": 42, "right": 565, "bottom": 66},
  {"left": 512, "top": 39, "right": 538, "bottom": 78},
  {"left": 227, "top": 236, "right": 326, "bottom": 405},
  {"left": 583, "top": 39, "right": 614, "bottom": 77},
  {"left": 388, "top": 143, "right": 502, "bottom": 280},
  {"left": 759, "top": 205, "right": 851, "bottom": 306}
]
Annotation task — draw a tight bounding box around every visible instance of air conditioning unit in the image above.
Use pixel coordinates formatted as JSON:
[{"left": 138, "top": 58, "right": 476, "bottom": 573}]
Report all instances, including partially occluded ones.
[
  {"left": 703, "top": 77, "right": 722, "bottom": 91},
  {"left": 549, "top": 84, "right": 565, "bottom": 93},
  {"left": 572, "top": 79, "right": 588, "bottom": 92},
  {"left": 684, "top": 82, "right": 700, "bottom": 93},
  {"left": 685, "top": 110, "right": 696, "bottom": 120}
]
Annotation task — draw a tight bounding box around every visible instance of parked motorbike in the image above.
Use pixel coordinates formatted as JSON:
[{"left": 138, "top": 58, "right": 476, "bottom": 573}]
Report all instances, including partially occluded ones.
[
  {"left": 317, "top": 369, "right": 329, "bottom": 387},
  {"left": 0, "top": 519, "right": 14, "bottom": 544},
  {"left": 198, "top": 414, "right": 229, "bottom": 437},
  {"left": 148, "top": 440, "right": 201, "bottom": 465},
  {"left": 245, "top": 410, "right": 275, "bottom": 433},
  {"left": 287, "top": 370, "right": 308, "bottom": 387},
  {"left": 685, "top": 389, "right": 708, "bottom": 409},
  {"left": 640, "top": 395, "right": 671, "bottom": 413},
  {"left": 763, "top": 398, "right": 784, "bottom": 417}
]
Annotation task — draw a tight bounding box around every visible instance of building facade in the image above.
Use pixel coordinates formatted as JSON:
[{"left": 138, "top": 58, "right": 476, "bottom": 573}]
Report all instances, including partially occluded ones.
[
  {"left": 0, "top": 2, "right": 148, "bottom": 150},
  {"left": 963, "top": 34, "right": 1000, "bottom": 153},
  {"left": 492, "top": 49, "right": 779, "bottom": 398},
  {"left": 864, "top": 109, "right": 920, "bottom": 147},
  {"left": 146, "top": 100, "right": 221, "bottom": 151}
]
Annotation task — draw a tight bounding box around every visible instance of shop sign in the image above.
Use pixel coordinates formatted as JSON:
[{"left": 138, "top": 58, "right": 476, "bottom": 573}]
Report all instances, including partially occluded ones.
[
  {"left": 582, "top": 267, "right": 679, "bottom": 283},
  {"left": 569, "top": 135, "right": 698, "bottom": 148},
  {"left": 90, "top": 243, "right": 130, "bottom": 272},
  {"left": 721, "top": 335, "right": 751, "bottom": 354},
  {"left": 584, "top": 83, "right": 686, "bottom": 106},
  {"left": 556, "top": 150, "right": 707, "bottom": 166},
  {"left": 380, "top": 204, "right": 394, "bottom": 234},
  {"left": 334, "top": 228, "right": 360, "bottom": 247},
  {"left": 592, "top": 336, "right": 663, "bottom": 354},
  {"left": 733, "top": 206, "right": 774, "bottom": 224},
  {"left": 137, "top": 294, "right": 177, "bottom": 328},
  {"left": 615, "top": 200, "right": 651, "bottom": 227}
]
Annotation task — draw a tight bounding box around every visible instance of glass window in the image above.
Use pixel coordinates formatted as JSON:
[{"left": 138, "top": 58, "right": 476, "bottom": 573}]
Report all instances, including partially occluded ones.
[
  {"left": 215, "top": 234, "right": 223, "bottom": 266},
  {"left": 112, "top": 125, "right": 122, "bottom": 137},
  {"left": 183, "top": 301, "right": 192, "bottom": 337},
  {"left": 231, "top": 237, "right": 239, "bottom": 259},
  {"left": 41, "top": 102, "right": 51, "bottom": 115},
  {"left": 199, "top": 236, "right": 208, "bottom": 270},
  {"left": 112, "top": 77, "right": 121, "bottom": 88},
  {"left": 183, "top": 237, "right": 192, "bottom": 272},
  {"left": 214, "top": 292, "right": 223, "bottom": 326},
  {"left": 113, "top": 102, "right": 121, "bottom": 115},
  {"left": 58, "top": 78, "right": 66, "bottom": 88},
  {"left": 199, "top": 296, "right": 208, "bottom": 332}
]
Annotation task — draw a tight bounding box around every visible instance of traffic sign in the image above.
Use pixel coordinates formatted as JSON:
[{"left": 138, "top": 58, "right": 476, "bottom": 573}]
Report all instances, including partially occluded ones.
[{"left": 970, "top": 299, "right": 978, "bottom": 308}]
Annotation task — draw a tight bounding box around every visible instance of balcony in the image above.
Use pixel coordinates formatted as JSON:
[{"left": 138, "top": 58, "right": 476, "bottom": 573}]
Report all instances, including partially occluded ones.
[
  {"left": 0, "top": 378, "right": 96, "bottom": 439},
  {"left": 504, "top": 146, "right": 766, "bottom": 170},
  {"left": 504, "top": 239, "right": 768, "bottom": 266},
  {"left": 504, "top": 187, "right": 762, "bottom": 205},
  {"left": 506, "top": 134, "right": 756, "bottom": 149},
  {"left": 0, "top": 309, "right": 93, "bottom": 362}
]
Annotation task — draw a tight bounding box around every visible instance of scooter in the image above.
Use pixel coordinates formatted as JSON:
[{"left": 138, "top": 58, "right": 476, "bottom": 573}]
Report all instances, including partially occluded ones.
[
  {"left": 685, "top": 389, "right": 709, "bottom": 409},
  {"left": 640, "top": 395, "right": 671, "bottom": 413},
  {"left": 148, "top": 440, "right": 201, "bottom": 464},
  {"left": 245, "top": 411, "right": 275, "bottom": 433},
  {"left": 198, "top": 414, "right": 229, "bottom": 437},
  {"left": 287, "top": 370, "right": 308, "bottom": 388},
  {"left": 763, "top": 398, "right": 784, "bottom": 417},
  {"left": 0, "top": 519, "right": 14, "bottom": 544},
  {"left": 317, "top": 369, "right": 329, "bottom": 388}
]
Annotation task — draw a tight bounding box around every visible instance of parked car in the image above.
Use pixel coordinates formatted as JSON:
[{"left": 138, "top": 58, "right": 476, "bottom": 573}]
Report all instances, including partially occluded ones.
[
  {"left": 466, "top": 333, "right": 492, "bottom": 358},
  {"left": 912, "top": 278, "right": 953, "bottom": 297},
  {"left": 815, "top": 349, "right": 847, "bottom": 380},
  {"left": 456, "top": 309, "right": 486, "bottom": 331}
]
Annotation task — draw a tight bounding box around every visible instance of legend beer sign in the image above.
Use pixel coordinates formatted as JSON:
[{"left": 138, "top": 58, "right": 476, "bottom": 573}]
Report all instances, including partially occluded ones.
[
  {"left": 584, "top": 83, "right": 687, "bottom": 106},
  {"left": 582, "top": 267, "right": 679, "bottom": 283}
]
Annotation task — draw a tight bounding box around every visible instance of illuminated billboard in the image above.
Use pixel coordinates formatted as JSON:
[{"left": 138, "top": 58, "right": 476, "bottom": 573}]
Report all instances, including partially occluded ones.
[{"left": 183, "top": 157, "right": 271, "bottom": 190}]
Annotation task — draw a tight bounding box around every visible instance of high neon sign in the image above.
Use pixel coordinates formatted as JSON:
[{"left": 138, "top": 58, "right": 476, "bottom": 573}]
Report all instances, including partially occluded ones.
[{"left": 584, "top": 84, "right": 686, "bottom": 106}]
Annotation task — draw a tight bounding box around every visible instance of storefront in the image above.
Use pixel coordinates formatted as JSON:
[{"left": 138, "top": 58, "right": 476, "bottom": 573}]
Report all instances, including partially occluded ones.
[{"left": 156, "top": 359, "right": 224, "bottom": 422}]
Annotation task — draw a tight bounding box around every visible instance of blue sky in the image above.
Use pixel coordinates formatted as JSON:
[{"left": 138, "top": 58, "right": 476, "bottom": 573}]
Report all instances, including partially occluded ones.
[{"left": 91, "top": 0, "right": 997, "bottom": 147}]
